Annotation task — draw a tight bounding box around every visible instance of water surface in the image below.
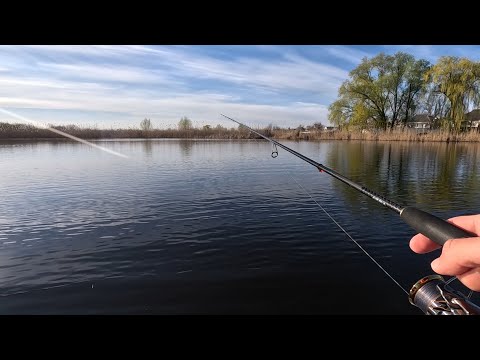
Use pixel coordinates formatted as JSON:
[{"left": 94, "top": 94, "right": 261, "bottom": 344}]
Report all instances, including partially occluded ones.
[{"left": 1, "top": 139, "right": 479, "bottom": 314}]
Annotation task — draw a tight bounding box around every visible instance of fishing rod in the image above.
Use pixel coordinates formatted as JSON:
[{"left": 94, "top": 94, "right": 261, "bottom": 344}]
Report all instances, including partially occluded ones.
[{"left": 222, "top": 114, "right": 480, "bottom": 315}]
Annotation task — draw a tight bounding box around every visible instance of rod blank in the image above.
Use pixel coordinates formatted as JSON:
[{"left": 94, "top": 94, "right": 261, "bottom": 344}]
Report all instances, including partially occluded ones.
[{"left": 222, "top": 114, "right": 477, "bottom": 246}]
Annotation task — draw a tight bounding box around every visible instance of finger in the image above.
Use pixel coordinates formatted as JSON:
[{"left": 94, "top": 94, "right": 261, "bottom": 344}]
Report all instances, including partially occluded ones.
[
  {"left": 431, "top": 237, "right": 480, "bottom": 275},
  {"left": 409, "top": 215, "right": 480, "bottom": 254},
  {"left": 410, "top": 233, "right": 441, "bottom": 253},
  {"left": 446, "top": 215, "right": 480, "bottom": 235},
  {"left": 457, "top": 267, "right": 480, "bottom": 292}
]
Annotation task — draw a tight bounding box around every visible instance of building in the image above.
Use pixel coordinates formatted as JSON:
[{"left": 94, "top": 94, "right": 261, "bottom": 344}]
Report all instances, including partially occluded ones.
[
  {"left": 406, "top": 114, "right": 435, "bottom": 130},
  {"left": 323, "top": 126, "right": 338, "bottom": 132},
  {"left": 462, "top": 109, "right": 480, "bottom": 131}
]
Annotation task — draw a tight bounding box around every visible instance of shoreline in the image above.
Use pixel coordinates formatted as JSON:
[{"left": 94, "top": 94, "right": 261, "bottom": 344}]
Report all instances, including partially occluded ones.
[
  {"left": 2, "top": 123, "right": 480, "bottom": 142},
  {"left": 1, "top": 135, "right": 480, "bottom": 143}
]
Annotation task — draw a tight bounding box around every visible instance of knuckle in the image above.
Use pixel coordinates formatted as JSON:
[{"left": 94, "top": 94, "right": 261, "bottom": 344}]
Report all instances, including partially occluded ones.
[{"left": 442, "top": 239, "right": 456, "bottom": 255}]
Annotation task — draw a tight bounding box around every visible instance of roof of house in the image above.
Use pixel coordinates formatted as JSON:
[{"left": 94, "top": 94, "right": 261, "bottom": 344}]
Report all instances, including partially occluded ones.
[
  {"left": 465, "top": 109, "right": 480, "bottom": 121},
  {"left": 409, "top": 114, "right": 434, "bottom": 123}
]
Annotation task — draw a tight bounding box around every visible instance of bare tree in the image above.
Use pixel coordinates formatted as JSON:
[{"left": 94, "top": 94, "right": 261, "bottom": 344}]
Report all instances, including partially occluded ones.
[{"left": 140, "top": 118, "right": 153, "bottom": 131}]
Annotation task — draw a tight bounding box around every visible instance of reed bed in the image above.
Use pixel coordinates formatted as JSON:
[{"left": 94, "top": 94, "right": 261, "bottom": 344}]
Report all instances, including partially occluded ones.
[{"left": 1, "top": 122, "right": 480, "bottom": 142}]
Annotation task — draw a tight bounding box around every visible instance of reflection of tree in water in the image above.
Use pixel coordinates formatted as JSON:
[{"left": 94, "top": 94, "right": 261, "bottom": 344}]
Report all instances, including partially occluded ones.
[
  {"left": 326, "top": 142, "right": 391, "bottom": 207},
  {"left": 413, "top": 143, "right": 480, "bottom": 210},
  {"left": 142, "top": 140, "right": 153, "bottom": 157},
  {"left": 179, "top": 140, "right": 193, "bottom": 158},
  {"left": 457, "top": 144, "right": 480, "bottom": 194},
  {"left": 326, "top": 141, "right": 480, "bottom": 212}
]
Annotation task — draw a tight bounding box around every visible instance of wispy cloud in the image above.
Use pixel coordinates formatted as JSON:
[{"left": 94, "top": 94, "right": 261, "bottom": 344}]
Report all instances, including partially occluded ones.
[
  {"left": 381, "top": 45, "right": 480, "bottom": 62},
  {"left": 0, "top": 75, "right": 114, "bottom": 90},
  {"left": 39, "top": 62, "right": 175, "bottom": 84},
  {"left": 1, "top": 45, "right": 479, "bottom": 128},
  {"left": 382, "top": 45, "right": 438, "bottom": 62},
  {"left": 325, "top": 46, "right": 371, "bottom": 64}
]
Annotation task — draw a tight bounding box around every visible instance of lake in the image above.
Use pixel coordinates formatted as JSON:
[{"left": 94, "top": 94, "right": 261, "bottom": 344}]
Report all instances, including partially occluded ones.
[{"left": 1, "top": 139, "right": 479, "bottom": 314}]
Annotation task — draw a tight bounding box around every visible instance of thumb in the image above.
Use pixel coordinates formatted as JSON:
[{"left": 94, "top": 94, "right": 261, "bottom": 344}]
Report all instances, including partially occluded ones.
[{"left": 431, "top": 238, "right": 480, "bottom": 276}]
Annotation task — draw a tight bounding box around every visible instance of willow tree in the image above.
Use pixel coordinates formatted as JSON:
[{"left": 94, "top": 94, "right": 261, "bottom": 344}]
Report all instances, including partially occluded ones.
[
  {"left": 328, "top": 96, "right": 353, "bottom": 129},
  {"left": 329, "top": 52, "right": 430, "bottom": 130},
  {"left": 427, "top": 57, "right": 480, "bottom": 131}
]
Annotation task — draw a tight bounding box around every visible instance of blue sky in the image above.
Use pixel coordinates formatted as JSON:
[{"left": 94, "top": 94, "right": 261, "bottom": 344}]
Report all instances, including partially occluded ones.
[{"left": 1, "top": 45, "right": 480, "bottom": 128}]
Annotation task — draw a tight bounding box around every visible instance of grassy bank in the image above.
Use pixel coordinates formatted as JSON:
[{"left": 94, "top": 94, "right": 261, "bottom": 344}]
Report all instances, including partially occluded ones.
[
  {"left": 283, "top": 129, "right": 480, "bottom": 142},
  {"left": 1, "top": 122, "right": 480, "bottom": 142}
]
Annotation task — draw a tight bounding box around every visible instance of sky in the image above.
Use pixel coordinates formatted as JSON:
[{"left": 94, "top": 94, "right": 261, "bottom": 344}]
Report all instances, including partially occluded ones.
[{"left": 1, "top": 45, "right": 480, "bottom": 129}]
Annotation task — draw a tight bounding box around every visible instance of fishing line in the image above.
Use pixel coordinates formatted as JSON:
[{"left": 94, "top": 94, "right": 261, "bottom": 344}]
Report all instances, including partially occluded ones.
[
  {"left": 288, "top": 174, "right": 409, "bottom": 295},
  {"left": 221, "top": 114, "right": 476, "bottom": 247},
  {"left": 229, "top": 115, "right": 480, "bottom": 313},
  {"left": 0, "top": 108, "right": 165, "bottom": 299},
  {"left": 247, "top": 148, "right": 408, "bottom": 295},
  {"left": 0, "top": 108, "right": 129, "bottom": 159},
  {"left": 444, "top": 276, "right": 474, "bottom": 299}
]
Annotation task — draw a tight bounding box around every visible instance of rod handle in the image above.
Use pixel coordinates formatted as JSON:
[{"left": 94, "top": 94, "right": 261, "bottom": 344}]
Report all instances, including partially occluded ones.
[{"left": 400, "top": 206, "right": 477, "bottom": 246}]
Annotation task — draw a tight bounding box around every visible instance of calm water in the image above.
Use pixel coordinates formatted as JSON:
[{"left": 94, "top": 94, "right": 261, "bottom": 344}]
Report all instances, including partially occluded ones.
[{"left": 1, "top": 139, "right": 480, "bottom": 314}]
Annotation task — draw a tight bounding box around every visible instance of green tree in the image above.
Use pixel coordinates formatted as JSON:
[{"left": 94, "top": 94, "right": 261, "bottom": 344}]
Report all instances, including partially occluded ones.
[
  {"left": 329, "top": 52, "right": 430, "bottom": 130},
  {"left": 343, "top": 54, "right": 391, "bottom": 129},
  {"left": 426, "top": 56, "right": 480, "bottom": 131},
  {"left": 350, "top": 102, "right": 374, "bottom": 129},
  {"left": 178, "top": 116, "right": 192, "bottom": 131},
  {"left": 390, "top": 55, "right": 431, "bottom": 128},
  {"left": 329, "top": 96, "right": 354, "bottom": 129}
]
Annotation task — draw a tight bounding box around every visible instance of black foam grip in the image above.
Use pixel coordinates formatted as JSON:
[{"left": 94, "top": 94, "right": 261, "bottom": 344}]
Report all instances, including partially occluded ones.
[{"left": 400, "top": 206, "right": 477, "bottom": 246}]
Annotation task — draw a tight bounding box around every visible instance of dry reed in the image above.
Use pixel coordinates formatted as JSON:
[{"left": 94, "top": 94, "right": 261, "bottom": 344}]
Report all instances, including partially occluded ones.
[{"left": 1, "top": 122, "right": 480, "bottom": 142}]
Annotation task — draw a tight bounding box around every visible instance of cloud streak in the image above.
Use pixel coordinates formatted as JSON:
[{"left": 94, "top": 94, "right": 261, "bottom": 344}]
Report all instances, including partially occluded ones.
[
  {"left": 1, "top": 45, "right": 479, "bottom": 128},
  {"left": 0, "top": 45, "right": 343, "bottom": 127},
  {"left": 324, "top": 46, "right": 371, "bottom": 64}
]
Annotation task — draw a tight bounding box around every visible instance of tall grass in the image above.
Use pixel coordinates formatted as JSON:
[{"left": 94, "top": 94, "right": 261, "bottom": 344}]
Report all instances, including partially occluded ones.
[
  {"left": 272, "top": 128, "right": 480, "bottom": 142},
  {"left": 0, "top": 123, "right": 255, "bottom": 139},
  {"left": 1, "top": 122, "right": 480, "bottom": 142}
]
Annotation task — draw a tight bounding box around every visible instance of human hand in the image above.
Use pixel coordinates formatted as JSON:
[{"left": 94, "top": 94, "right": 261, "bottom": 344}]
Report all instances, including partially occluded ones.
[{"left": 409, "top": 214, "right": 480, "bottom": 291}]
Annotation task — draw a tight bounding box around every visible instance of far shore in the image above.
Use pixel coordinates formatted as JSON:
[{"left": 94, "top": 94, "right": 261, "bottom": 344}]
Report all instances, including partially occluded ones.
[{"left": 1, "top": 123, "right": 480, "bottom": 143}]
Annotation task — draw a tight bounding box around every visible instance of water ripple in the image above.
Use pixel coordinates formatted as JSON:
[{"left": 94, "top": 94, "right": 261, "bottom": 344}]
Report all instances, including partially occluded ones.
[{"left": 0, "top": 140, "right": 479, "bottom": 314}]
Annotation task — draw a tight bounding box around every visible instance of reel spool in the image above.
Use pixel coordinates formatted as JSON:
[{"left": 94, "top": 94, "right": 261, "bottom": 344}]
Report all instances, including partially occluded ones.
[{"left": 409, "top": 275, "right": 480, "bottom": 315}]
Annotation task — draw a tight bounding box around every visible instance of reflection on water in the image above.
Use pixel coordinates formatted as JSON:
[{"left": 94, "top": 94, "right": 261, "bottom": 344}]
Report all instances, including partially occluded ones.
[
  {"left": 142, "top": 140, "right": 153, "bottom": 157},
  {"left": 0, "top": 139, "right": 479, "bottom": 314},
  {"left": 179, "top": 139, "right": 193, "bottom": 158},
  {"left": 326, "top": 142, "right": 480, "bottom": 212}
]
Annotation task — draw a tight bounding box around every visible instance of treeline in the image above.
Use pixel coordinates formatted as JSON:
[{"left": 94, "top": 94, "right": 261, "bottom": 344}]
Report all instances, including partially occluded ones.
[
  {"left": 0, "top": 121, "right": 283, "bottom": 140},
  {"left": 328, "top": 53, "right": 480, "bottom": 132},
  {"left": 0, "top": 122, "right": 249, "bottom": 139},
  {"left": 3, "top": 122, "right": 480, "bottom": 142},
  {"left": 0, "top": 122, "right": 310, "bottom": 140},
  {"left": 0, "top": 117, "right": 316, "bottom": 140}
]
